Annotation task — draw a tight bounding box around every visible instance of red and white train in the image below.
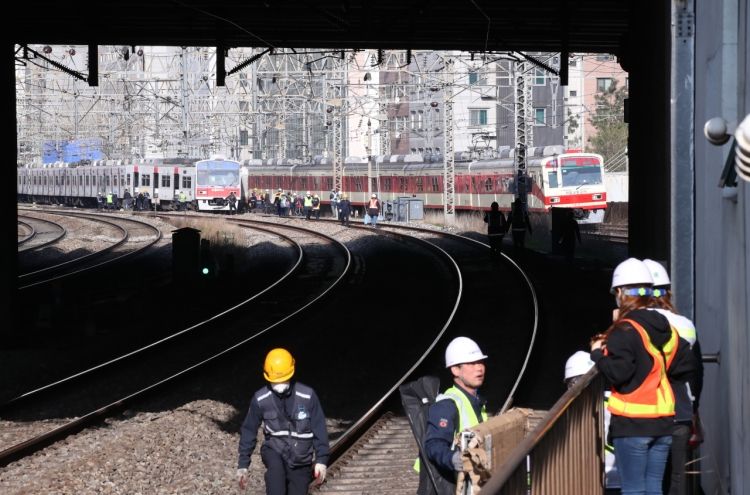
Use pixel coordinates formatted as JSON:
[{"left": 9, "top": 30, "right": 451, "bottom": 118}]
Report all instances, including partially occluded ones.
[{"left": 18, "top": 147, "right": 606, "bottom": 223}]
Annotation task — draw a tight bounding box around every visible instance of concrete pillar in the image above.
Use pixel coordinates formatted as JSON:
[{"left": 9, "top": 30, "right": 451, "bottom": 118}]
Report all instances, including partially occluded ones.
[{"left": 627, "top": 1, "right": 672, "bottom": 261}]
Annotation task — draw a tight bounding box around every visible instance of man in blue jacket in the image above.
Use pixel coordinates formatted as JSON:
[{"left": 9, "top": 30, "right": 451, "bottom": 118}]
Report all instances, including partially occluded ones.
[
  {"left": 237, "top": 348, "right": 329, "bottom": 494},
  {"left": 423, "top": 337, "right": 488, "bottom": 491}
]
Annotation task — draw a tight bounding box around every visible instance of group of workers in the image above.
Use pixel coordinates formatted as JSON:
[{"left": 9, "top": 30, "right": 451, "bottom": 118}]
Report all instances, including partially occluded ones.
[
  {"left": 235, "top": 256, "right": 699, "bottom": 495},
  {"left": 96, "top": 189, "right": 157, "bottom": 211},
  {"left": 244, "top": 188, "right": 360, "bottom": 226}
]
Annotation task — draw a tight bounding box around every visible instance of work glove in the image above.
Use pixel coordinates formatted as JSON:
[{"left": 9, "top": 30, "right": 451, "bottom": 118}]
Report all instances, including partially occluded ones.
[
  {"left": 237, "top": 468, "right": 249, "bottom": 490},
  {"left": 314, "top": 463, "right": 327, "bottom": 485},
  {"left": 452, "top": 450, "right": 463, "bottom": 472}
]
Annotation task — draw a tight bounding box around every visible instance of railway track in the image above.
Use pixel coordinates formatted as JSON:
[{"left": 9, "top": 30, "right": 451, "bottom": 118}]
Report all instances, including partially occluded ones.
[
  {"left": 17, "top": 215, "right": 66, "bottom": 251},
  {"left": 0, "top": 220, "right": 353, "bottom": 466},
  {"left": 17, "top": 209, "right": 162, "bottom": 288}
]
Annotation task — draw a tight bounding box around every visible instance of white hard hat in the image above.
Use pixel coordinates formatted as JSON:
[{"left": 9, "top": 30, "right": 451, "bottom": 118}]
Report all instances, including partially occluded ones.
[
  {"left": 307, "top": 191, "right": 311, "bottom": 195},
  {"left": 611, "top": 258, "right": 654, "bottom": 293},
  {"left": 642, "top": 259, "right": 670, "bottom": 287},
  {"left": 314, "top": 194, "right": 319, "bottom": 198},
  {"left": 371, "top": 194, "right": 377, "bottom": 198},
  {"left": 445, "top": 337, "right": 487, "bottom": 368},
  {"left": 564, "top": 351, "right": 594, "bottom": 381},
  {"left": 278, "top": 188, "right": 282, "bottom": 191}
]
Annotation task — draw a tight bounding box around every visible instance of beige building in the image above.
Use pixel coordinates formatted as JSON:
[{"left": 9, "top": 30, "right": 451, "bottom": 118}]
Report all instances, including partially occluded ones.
[{"left": 564, "top": 54, "right": 628, "bottom": 151}]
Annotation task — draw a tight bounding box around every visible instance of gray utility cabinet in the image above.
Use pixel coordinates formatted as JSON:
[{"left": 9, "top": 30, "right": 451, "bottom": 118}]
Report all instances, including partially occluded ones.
[{"left": 390, "top": 196, "right": 424, "bottom": 222}]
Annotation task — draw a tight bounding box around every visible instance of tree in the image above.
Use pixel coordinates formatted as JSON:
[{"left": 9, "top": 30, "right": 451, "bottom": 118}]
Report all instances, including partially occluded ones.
[
  {"left": 586, "top": 79, "right": 628, "bottom": 164},
  {"left": 566, "top": 108, "right": 582, "bottom": 149}
]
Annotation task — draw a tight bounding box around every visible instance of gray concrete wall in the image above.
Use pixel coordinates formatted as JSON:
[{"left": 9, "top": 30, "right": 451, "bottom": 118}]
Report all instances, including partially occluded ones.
[{"left": 694, "top": 0, "right": 750, "bottom": 493}]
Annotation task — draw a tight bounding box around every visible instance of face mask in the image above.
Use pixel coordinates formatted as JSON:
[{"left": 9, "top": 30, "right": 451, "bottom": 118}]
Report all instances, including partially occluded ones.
[{"left": 272, "top": 382, "right": 290, "bottom": 394}]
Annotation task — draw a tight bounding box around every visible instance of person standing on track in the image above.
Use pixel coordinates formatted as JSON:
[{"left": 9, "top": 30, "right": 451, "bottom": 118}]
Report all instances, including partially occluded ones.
[
  {"left": 367, "top": 194, "right": 381, "bottom": 227},
  {"left": 142, "top": 190, "right": 151, "bottom": 211},
  {"left": 237, "top": 348, "right": 329, "bottom": 494},
  {"left": 178, "top": 190, "right": 187, "bottom": 211},
  {"left": 106, "top": 191, "right": 114, "bottom": 210},
  {"left": 274, "top": 188, "right": 282, "bottom": 216},
  {"left": 641, "top": 259, "right": 704, "bottom": 495},
  {"left": 483, "top": 201, "right": 507, "bottom": 259},
  {"left": 312, "top": 194, "right": 321, "bottom": 220},
  {"left": 330, "top": 189, "right": 339, "bottom": 219},
  {"left": 422, "top": 337, "right": 488, "bottom": 491},
  {"left": 278, "top": 192, "right": 289, "bottom": 218},
  {"left": 226, "top": 191, "right": 237, "bottom": 215},
  {"left": 590, "top": 258, "right": 698, "bottom": 495},
  {"left": 338, "top": 193, "right": 351, "bottom": 227},
  {"left": 250, "top": 188, "right": 259, "bottom": 213},
  {"left": 304, "top": 191, "right": 314, "bottom": 220},
  {"left": 135, "top": 189, "right": 143, "bottom": 211},
  {"left": 265, "top": 189, "right": 274, "bottom": 214},
  {"left": 123, "top": 189, "right": 132, "bottom": 211},
  {"left": 561, "top": 210, "right": 582, "bottom": 263},
  {"left": 507, "top": 197, "right": 532, "bottom": 253}
]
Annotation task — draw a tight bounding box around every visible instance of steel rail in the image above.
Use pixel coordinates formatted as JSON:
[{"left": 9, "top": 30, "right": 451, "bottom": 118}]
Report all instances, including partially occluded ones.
[
  {"left": 1, "top": 223, "right": 302, "bottom": 410},
  {"left": 17, "top": 220, "right": 36, "bottom": 246},
  {"left": 17, "top": 215, "right": 66, "bottom": 250},
  {"left": 17, "top": 210, "right": 161, "bottom": 289},
  {"left": 307, "top": 217, "right": 539, "bottom": 415},
  {"left": 0, "top": 221, "right": 352, "bottom": 467}
]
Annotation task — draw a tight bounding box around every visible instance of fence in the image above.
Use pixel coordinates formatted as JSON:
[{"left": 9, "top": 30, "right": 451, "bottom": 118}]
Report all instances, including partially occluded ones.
[{"left": 482, "top": 367, "right": 606, "bottom": 495}]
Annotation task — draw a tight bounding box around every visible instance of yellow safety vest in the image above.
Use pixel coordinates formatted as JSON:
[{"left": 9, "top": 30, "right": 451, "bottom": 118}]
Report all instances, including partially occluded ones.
[
  {"left": 304, "top": 196, "right": 313, "bottom": 207},
  {"left": 414, "top": 385, "right": 488, "bottom": 472},
  {"left": 106, "top": 194, "right": 113, "bottom": 203},
  {"left": 179, "top": 193, "right": 186, "bottom": 202}
]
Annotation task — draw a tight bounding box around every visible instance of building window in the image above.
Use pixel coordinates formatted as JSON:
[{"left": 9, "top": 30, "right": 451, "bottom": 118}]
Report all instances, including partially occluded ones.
[
  {"left": 534, "top": 108, "right": 546, "bottom": 126},
  {"left": 469, "top": 72, "right": 479, "bottom": 85},
  {"left": 384, "top": 177, "right": 391, "bottom": 191},
  {"left": 240, "top": 130, "right": 248, "bottom": 146},
  {"left": 417, "top": 110, "right": 424, "bottom": 130},
  {"left": 410, "top": 111, "right": 416, "bottom": 130},
  {"left": 432, "top": 177, "right": 440, "bottom": 192},
  {"left": 569, "top": 90, "right": 577, "bottom": 97},
  {"left": 162, "top": 175, "right": 171, "bottom": 187},
  {"left": 533, "top": 68, "right": 545, "bottom": 86},
  {"left": 141, "top": 174, "right": 151, "bottom": 186},
  {"left": 182, "top": 175, "right": 192, "bottom": 188},
  {"left": 597, "top": 78, "right": 613, "bottom": 92},
  {"left": 470, "top": 109, "right": 488, "bottom": 126}
]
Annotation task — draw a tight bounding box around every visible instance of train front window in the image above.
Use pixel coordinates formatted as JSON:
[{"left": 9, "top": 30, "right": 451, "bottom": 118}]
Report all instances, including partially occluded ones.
[
  {"left": 548, "top": 171, "right": 559, "bottom": 188},
  {"left": 209, "top": 170, "right": 239, "bottom": 186},
  {"left": 561, "top": 166, "right": 602, "bottom": 187}
]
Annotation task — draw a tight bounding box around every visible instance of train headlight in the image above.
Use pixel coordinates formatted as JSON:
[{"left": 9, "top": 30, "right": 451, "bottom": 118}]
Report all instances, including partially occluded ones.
[
  {"left": 550, "top": 197, "right": 561, "bottom": 203},
  {"left": 592, "top": 194, "right": 603, "bottom": 200}
]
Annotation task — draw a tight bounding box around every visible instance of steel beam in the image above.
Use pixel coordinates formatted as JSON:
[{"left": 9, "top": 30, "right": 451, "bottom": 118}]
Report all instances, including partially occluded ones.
[{"left": 443, "top": 57, "right": 455, "bottom": 223}]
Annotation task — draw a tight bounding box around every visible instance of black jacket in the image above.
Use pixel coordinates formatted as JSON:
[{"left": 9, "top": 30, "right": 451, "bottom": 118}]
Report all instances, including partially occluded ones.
[
  {"left": 483, "top": 210, "right": 506, "bottom": 234},
  {"left": 338, "top": 199, "right": 352, "bottom": 215},
  {"left": 591, "top": 309, "right": 698, "bottom": 438},
  {"left": 123, "top": 192, "right": 132, "bottom": 200}
]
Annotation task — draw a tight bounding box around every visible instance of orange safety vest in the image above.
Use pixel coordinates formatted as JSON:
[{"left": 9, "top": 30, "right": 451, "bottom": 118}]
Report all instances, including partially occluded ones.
[
  {"left": 606, "top": 319, "right": 678, "bottom": 418},
  {"left": 368, "top": 199, "right": 379, "bottom": 209}
]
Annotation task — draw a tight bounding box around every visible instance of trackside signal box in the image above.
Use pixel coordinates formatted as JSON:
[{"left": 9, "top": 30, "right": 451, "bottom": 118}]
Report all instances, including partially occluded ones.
[{"left": 172, "top": 227, "right": 201, "bottom": 281}]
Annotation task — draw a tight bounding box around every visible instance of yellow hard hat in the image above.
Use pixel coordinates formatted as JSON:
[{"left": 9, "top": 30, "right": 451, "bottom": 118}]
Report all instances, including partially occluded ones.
[
  {"left": 264, "top": 348, "right": 295, "bottom": 382},
  {"left": 342, "top": 193, "right": 348, "bottom": 198}
]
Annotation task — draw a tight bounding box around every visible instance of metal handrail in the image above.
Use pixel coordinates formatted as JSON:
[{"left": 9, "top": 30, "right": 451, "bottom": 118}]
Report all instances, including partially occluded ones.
[{"left": 482, "top": 366, "right": 604, "bottom": 494}]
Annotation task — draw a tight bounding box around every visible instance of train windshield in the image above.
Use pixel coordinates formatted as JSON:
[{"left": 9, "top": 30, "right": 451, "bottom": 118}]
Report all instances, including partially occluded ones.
[
  {"left": 197, "top": 161, "right": 240, "bottom": 187},
  {"left": 561, "top": 167, "right": 602, "bottom": 187}
]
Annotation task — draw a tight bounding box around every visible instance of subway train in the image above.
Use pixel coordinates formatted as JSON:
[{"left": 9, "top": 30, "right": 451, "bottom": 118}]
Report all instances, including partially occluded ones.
[{"left": 17, "top": 147, "right": 606, "bottom": 222}]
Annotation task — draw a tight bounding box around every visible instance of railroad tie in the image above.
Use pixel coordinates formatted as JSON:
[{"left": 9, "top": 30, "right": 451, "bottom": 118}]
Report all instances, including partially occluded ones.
[{"left": 318, "top": 416, "right": 419, "bottom": 494}]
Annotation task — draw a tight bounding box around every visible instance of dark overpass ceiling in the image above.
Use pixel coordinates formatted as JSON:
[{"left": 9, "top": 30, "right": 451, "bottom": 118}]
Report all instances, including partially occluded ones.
[{"left": 18, "top": 0, "right": 630, "bottom": 53}]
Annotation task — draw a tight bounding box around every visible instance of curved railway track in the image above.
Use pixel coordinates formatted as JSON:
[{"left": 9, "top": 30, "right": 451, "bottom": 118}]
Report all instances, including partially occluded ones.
[
  {"left": 17, "top": 215, "right": 66, "bottom": 251},
  {"left": 0, "top": 220, "right": 354, "bottom": 466},
  {"left": 17, "top": 210, "right": 161, "bottom": 288}
]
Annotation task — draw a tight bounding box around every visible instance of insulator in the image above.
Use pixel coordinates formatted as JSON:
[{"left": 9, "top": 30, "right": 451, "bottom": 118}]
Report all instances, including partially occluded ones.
[
  {"left": 430, "top": 102, "right": 438, "bottom": 108},
  {"left": 69, "top": 48, "right": 76, "bottom": 56},
  {"left": 137, "top": 49, "right": 144, "bottom": 56},
  {"left": 43, "top": 46, "right": 52, "bottom": 54}
]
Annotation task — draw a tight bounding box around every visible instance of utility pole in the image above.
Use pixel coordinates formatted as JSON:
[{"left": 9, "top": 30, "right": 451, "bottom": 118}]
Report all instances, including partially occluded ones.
[
  {"left": 180, "top": 47, "right": 190, "bottom": 155},
  {"left": 513, "top": 59, "right": 529, "bottom": 201},
  {"left": 442, "top": 56, "right": 455, "bottom": 224}
]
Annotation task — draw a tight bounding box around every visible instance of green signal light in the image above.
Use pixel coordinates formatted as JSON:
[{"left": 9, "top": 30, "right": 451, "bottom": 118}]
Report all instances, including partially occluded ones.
[{"left": 202, "top": 268, "right": 209, "bottom": 275}]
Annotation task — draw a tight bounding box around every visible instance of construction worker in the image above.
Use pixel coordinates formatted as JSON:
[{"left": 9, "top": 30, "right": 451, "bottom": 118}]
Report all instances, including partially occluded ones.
[
  {"left": 312, "top": 194, "right": 321, "bottom": 220},
  {"left": 237, "top": 349, "right": 329, "bottom": 494},
  {"left": 97, "top": 192, "right": 105, "bottom": 211},
  {"left": 106, "top": 191, "right": 113, "bottom": 210},
  {"left": 329, "top": 189, "right": 338, "bottom": 219},
  {"left": 112, "top": 189, "right": 119, "bottom": 210},
  {"left": 642, "top": 259, "right": 704, "bottom": 495},
  {"left": 123, "top": 189, "right": 132, "bottom": 211},
  {"left": 590, "top": 258, "right": 698, "bottom": 495},
  {"left": 142, "top": 190, "right": 151, "bottom": 210},
  {"left": 366, "top": 194, "right": 381, "bottom": 227},
  {"left": 561, "top": 210, "right": 582, "bottom": 263},
  {"left": 507, "top": 197, "right": 532, "bottom": 253},
  {"left": 278, "top": 191, "right": 289, "bottom": 217},
  {"left": 275, "top": 188, "right": 282, "bottom": 215},
  {"left": 265, "top": 189, "right": 274, "bottom": 214},
  {"left": 423, "top": 337, "right": 488, "bottom": 491},
  {"left": 250, "top": 188, "right": 259, "bottom": 213},
  {"left": 483, "top": 201, "right": 507, "bottom": 259},
  {"left": 338, "top": 193, "right": 351, "bottom": 227},
  {"left": 564, "top": 351, "right": 620, "bottom": 491},
  {"left": 304, "top": 191, "right": 314, "bottom": 220},
  {"left": 178, "top": 190, "right": 187, "bottom": 211},
  {"left": 226, "top": 191, "right": 237, "bottom": 215}
]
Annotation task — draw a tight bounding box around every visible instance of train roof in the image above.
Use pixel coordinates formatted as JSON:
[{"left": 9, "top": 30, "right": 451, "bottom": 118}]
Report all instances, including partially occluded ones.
[{"left": 21, "top": 157, "right": 200, "bottom": 169}]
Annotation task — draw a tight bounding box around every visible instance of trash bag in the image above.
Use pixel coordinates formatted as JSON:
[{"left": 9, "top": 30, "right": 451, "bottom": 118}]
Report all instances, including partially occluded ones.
[{"left": 399, "top": 376, "right": 456, "bottom": 495}]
